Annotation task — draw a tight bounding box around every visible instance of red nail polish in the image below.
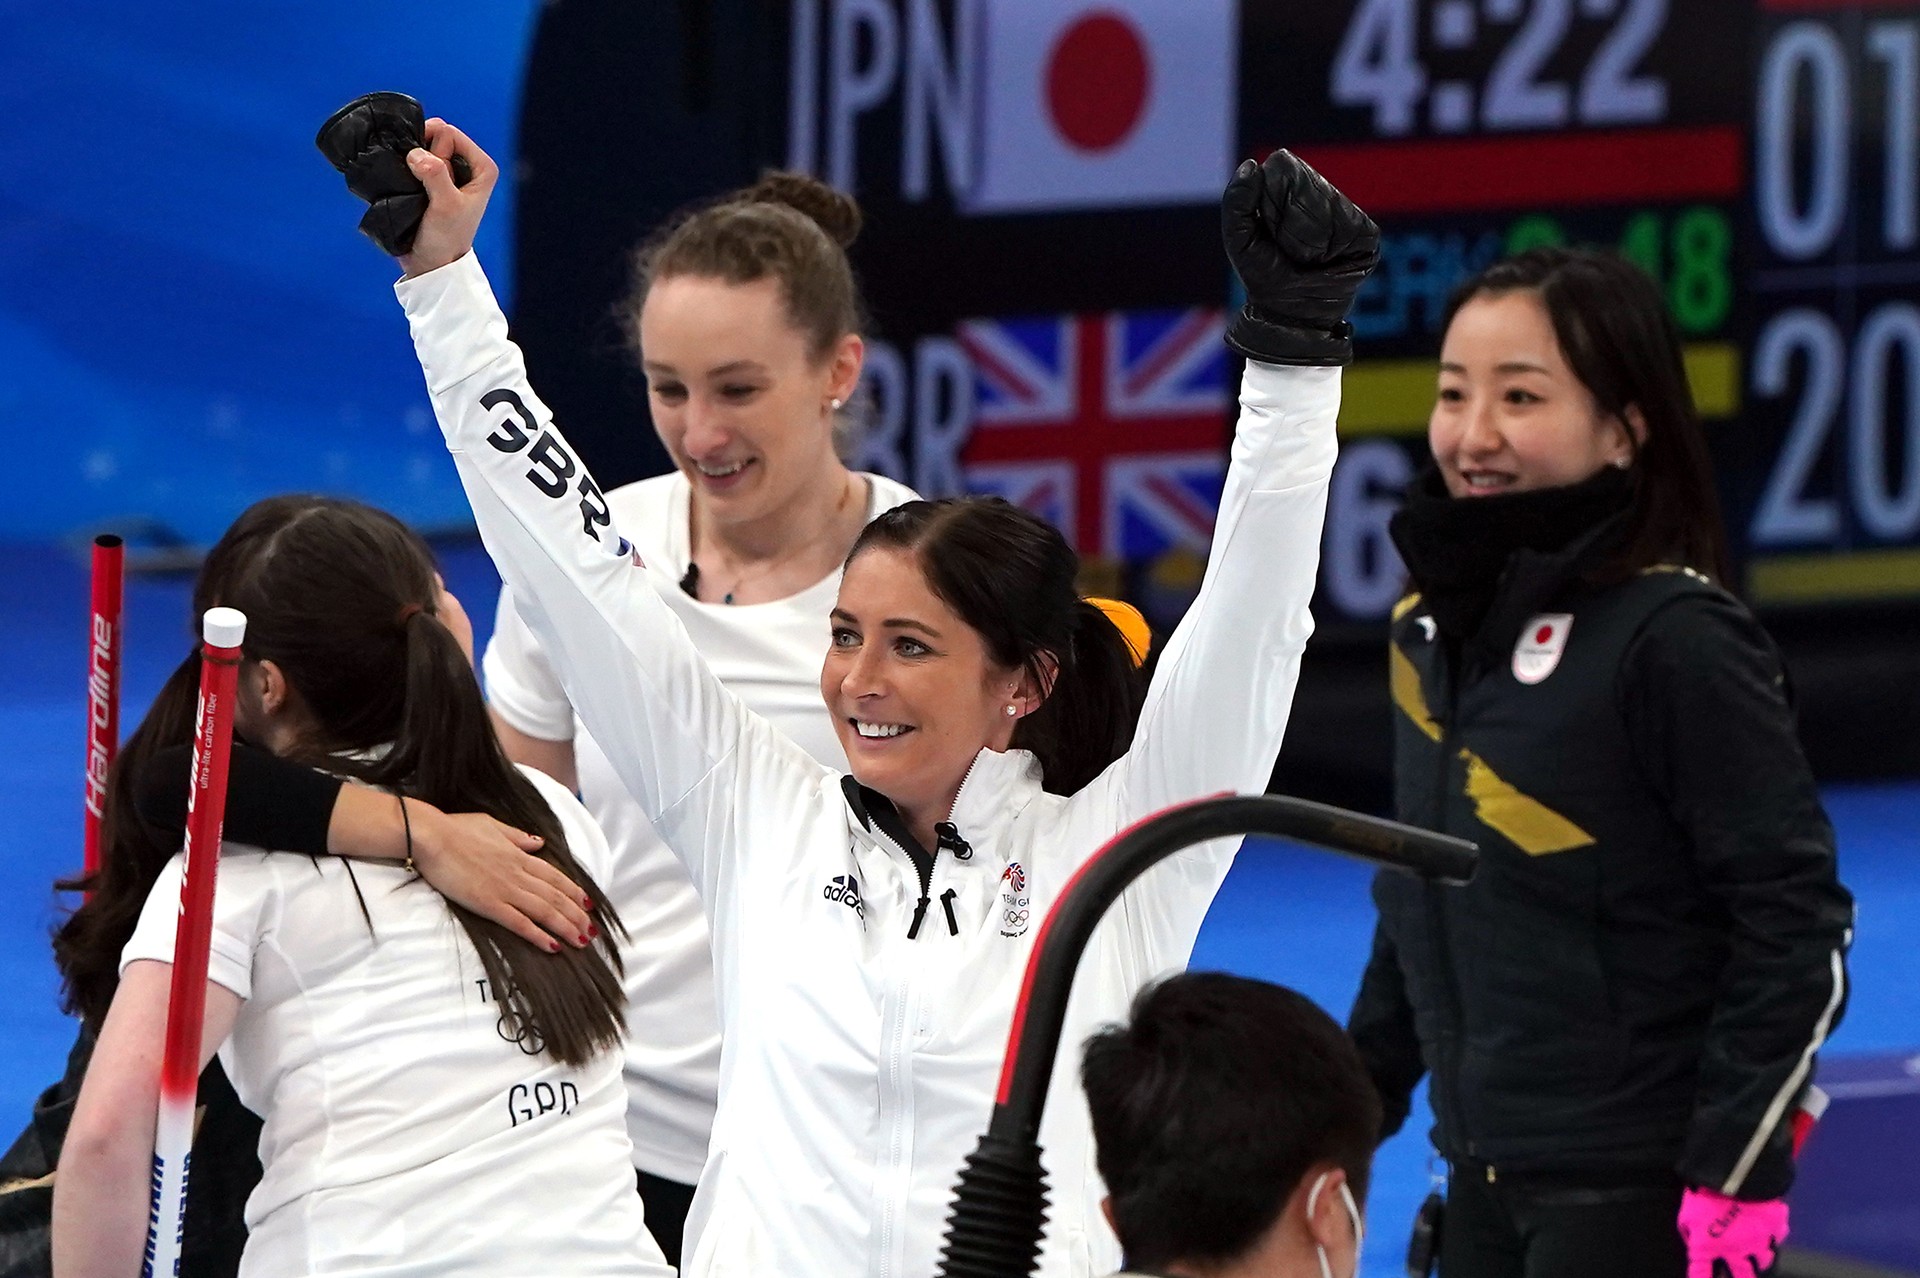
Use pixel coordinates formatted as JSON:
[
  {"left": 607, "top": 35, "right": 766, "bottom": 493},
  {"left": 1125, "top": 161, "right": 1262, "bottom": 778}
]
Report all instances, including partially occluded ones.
[
  {"left": 577, "top": 934, "right": 589, "bottom": 946},
  {"left": 548, "top": 940, "right": 561, "bottom": 953}
]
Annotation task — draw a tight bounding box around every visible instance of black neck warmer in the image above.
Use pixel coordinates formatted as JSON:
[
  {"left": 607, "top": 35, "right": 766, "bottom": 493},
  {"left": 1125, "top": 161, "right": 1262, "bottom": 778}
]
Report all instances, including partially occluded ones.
[{"left": 1389, "top": 465, "right": 1633, "bottom": 644}]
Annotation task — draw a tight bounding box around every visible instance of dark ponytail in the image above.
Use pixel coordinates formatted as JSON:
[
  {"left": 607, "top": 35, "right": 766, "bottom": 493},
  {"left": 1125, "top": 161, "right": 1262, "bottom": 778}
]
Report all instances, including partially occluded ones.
[
  {"left": 54, "top": 496, "right": 626, "bottom": 1067},
  {"left": 335, "top": 598, "right": 626, "bottom": 1067},
  {"left": 850, "top": 498, "right": 1146, "bottom": 795}
]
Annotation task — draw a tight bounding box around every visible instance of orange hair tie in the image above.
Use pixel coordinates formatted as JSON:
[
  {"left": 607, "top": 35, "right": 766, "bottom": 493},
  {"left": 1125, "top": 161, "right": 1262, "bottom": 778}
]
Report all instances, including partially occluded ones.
[{"left": 1085, "top": 596, "right": 1151, "bottom": 667}]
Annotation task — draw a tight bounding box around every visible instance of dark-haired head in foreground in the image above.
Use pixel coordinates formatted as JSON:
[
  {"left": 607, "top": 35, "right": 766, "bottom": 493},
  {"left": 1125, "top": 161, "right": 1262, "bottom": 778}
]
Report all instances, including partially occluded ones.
[{"left": 1083, "top": 972, "right": 1381, "bottom": 1278}]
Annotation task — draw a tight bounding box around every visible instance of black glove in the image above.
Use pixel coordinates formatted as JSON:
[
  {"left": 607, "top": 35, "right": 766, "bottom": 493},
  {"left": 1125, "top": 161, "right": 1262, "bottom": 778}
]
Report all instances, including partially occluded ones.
[
  {"left": 315, "top": 91, "right": 471, "bottom": 256},
  {"left": 1222, "top": 150, "right": 1380, "bottom": 367}
]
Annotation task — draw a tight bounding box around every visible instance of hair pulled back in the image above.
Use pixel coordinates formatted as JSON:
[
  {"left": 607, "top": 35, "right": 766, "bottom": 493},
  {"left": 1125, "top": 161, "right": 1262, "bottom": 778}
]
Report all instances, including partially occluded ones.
[
  {"left": 849, "top": 497, "right": 1146, "bottom": 796},
  {"left": 626, "top": 170, "right": 867, "bottom": 366},
  {"left": 1446, "top": 247, "right": 1732, "bottom": 583},
  {"left": 55, "top": 496, "right": 625, "bottom": 1066}
]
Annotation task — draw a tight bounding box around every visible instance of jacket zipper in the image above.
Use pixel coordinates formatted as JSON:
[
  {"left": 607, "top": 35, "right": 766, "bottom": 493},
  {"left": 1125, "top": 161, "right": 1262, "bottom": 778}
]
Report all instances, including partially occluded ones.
[
  {"left": 864, "top": 810, "right": 940, "bottom": 940},
  {"left": 908, "top": 760, "right": 983, "bottom": 938},
  {"left": 866, "top": 760, "right": 986, "bottom": 1273},
  {"left": 871, "top": 923, "right": 922, "bottom": 1278}
]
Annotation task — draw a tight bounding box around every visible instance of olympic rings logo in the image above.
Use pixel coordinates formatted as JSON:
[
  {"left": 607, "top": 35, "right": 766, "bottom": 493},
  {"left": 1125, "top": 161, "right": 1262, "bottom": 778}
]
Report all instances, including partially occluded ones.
[{"left": 494, "top": 988, "right": 547, "bottom": 1057}]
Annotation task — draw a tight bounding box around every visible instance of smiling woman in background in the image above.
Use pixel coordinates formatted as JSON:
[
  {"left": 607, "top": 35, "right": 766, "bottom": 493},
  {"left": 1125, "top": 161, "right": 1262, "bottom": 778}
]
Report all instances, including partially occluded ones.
[{"left": 1349, "top": 248, "right": 1854, "bottom": 1278}]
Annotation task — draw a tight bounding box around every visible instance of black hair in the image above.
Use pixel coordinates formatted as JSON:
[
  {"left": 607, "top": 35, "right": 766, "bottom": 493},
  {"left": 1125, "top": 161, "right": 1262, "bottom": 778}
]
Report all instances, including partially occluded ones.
[
  {"left": 1082, "top": 972, "right": 1382, "bottom": 1272},
  {"left": 1444, "top": 247, "right": 1732, "bottom": 583},
  {"left": 849, "top": 497, "right": 1145, "bottom": 795},
  {"left": 54, "top": 496, "right": 625, "bottom": 1066}
]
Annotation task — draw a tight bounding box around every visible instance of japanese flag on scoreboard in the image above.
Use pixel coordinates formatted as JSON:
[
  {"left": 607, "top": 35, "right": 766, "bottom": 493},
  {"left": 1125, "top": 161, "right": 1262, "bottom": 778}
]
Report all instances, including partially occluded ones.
[{"left": 961, "top": 0, "right": 1237, "bottom": 214}]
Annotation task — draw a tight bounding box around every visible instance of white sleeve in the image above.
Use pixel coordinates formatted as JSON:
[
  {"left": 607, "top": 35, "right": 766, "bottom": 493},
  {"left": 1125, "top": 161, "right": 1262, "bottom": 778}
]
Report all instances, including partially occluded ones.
[
  {"left": 121, "top": 851, "right": 261, "bottom": 1000},
  {"left": 483, "top": 585, "right": 577, "bottom": 743},
  {"left": 517, "top": 765, "right": 614, "bottom": 885},
  {"left": 1070, "top": 360, "right": 1339, "bottom": 890},
  {"left": 395, "top": 254, "right": 831, "bottom": 903}
]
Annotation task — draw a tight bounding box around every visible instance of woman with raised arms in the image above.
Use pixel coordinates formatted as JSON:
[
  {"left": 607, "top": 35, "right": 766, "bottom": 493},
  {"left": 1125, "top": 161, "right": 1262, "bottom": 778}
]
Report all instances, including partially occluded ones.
[{"left": 384, "top": 121, "right": 1377, "bottom": 1278}]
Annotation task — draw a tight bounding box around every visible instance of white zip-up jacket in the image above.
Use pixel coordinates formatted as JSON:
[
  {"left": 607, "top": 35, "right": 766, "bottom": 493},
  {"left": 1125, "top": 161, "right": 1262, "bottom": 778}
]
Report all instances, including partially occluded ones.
[{"left": 398, "top": 254, "right": 1340, "bottom": 1278}]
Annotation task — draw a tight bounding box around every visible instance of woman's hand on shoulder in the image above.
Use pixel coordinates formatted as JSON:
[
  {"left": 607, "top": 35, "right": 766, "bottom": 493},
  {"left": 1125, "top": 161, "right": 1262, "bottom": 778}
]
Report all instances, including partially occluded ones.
[
  {"left": 409, "top": 804, "right": 598, "bottom": 951},
  {"left": 398, "top": 118, "right": 499, "bottom": 279}
]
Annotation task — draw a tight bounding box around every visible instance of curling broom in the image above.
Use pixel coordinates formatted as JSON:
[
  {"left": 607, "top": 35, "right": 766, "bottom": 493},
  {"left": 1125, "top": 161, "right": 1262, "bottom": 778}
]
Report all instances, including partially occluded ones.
[{"left": 142, "top": 607, "right": 246, "bottom": 1278}]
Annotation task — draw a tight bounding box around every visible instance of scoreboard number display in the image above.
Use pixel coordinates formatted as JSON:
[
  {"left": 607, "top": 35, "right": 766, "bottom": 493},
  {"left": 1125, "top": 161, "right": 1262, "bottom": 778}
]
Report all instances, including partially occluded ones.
[{"left": 1252, "top": 0, "right": 1920, "bottom": 623}]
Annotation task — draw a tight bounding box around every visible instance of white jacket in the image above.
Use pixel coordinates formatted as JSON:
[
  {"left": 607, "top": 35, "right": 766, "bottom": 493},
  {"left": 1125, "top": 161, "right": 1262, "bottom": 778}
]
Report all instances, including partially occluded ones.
[{"left": 398, "top": 254, "right": 1339, "bottom": 1278}]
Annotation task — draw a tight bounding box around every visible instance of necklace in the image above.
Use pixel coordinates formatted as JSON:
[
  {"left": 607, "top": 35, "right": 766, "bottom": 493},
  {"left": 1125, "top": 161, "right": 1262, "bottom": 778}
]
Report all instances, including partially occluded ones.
[{"left": 684, "top": 473, "right": 865, "bottom": 605}]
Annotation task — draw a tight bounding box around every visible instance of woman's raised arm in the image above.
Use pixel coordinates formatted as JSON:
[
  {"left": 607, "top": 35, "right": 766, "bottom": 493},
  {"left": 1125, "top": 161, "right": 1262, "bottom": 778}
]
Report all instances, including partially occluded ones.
[
  {"left": 1083, "top": 152, "right": 1377, "bottom": 827},
  {"left": 391, "top": 132, "right": 831, "bottom": 904}
]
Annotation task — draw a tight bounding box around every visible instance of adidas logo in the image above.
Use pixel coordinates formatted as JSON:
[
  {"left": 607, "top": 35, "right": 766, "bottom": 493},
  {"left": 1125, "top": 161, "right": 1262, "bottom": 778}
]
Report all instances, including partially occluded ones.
[{"left": 823, "top": 874, "right": 866, "bottom": 922}]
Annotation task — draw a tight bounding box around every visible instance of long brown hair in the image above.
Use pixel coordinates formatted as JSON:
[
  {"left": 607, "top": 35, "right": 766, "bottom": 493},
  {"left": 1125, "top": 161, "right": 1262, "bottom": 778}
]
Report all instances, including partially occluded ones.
[{"left": 54, "top": 496, "right": 625, "bottom": 1066}]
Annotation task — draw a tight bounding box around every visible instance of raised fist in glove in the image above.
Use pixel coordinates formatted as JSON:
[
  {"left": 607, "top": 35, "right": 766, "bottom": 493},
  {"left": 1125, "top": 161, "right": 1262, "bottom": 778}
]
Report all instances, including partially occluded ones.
[
  {"left": 1222, "top": 150, "right": 1380, "bottom": 367},
  {"left": 1677, "top": 1187, "right": 1787, "bottom": 1278},
  {"left": 316, "top": 91, "right": 473, "bottom": 256}
]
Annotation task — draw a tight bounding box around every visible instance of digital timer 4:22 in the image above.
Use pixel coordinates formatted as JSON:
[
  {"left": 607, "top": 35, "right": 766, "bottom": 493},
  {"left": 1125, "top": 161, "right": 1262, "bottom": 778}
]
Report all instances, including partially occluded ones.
[{"left": 1332, "top": 0, "right": 1670, "bottom": 136}]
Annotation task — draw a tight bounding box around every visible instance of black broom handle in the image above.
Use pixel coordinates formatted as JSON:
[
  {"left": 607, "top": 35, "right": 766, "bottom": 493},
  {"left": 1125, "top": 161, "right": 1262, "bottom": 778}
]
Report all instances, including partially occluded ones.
[{"left": 936, "top": 792, "right": 1476, "bottom": 1278}]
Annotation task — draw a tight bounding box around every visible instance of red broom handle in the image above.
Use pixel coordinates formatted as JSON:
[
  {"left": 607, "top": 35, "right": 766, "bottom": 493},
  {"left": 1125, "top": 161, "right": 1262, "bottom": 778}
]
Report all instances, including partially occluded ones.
[
  {"left": 144, "top": 606, "right": 246, "bottom": 1278},
  {"left": 83, "top": 534, "right": 124, "bottom": 891}
]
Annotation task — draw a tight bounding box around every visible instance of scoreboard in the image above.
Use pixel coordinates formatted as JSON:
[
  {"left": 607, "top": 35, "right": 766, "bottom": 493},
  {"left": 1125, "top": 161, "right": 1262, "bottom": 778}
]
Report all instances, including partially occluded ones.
[
  {"left": 1246, "top": 0, "right": 1920, "bottom": 625},
  {"left": 511, "top": 0, "right": 1920, "bottom": 638},
  {"left": 1741, "top": 1, "right": 1920, "bottom": 606}
]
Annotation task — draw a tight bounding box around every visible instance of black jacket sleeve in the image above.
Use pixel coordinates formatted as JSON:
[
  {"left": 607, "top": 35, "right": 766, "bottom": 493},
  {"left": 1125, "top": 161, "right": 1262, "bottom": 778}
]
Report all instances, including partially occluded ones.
[
  {"left": 136, "top": 742, "right": 341, "bottom": 855},
  {"left": 1347, "top": 915, "right": 1427, "bottom": 1142},
  {"left": 1621, "top": 593, "right": 1854, "bottom": 1201}
]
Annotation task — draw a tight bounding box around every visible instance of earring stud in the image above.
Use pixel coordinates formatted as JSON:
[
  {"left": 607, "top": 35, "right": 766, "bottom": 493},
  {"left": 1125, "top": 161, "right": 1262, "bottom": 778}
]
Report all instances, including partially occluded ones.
[
  {"left": 829, "top": 397, "right": 844, "bottom": 411},
  {"left": 1005, "top": 704, "right": 1018, "bottom": 717}
]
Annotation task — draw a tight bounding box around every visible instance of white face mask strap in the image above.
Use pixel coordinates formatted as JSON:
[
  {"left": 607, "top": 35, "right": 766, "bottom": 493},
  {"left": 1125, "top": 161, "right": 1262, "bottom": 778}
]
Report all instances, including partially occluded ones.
[{"left": 1307, "top": 1171, "right": 1364, "bottom": 1278}]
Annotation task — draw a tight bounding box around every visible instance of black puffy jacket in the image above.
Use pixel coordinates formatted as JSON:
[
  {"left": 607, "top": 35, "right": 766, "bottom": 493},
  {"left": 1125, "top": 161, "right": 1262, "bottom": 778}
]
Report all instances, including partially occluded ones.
[{"left": 1348, "top": 528, "right": 1853, "bottom": 1201}]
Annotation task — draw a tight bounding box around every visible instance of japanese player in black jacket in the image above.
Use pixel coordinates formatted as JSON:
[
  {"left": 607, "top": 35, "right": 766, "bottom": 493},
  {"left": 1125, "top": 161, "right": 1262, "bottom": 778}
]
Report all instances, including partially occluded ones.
[{"left": 1348, "top": 249, "right": 1854, "bottom": 1278}]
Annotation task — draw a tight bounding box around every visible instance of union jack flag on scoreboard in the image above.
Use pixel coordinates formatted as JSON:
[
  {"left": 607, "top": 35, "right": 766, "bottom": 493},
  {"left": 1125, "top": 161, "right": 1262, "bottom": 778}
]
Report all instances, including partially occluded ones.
[{"left": 957, "top": 309, "right": 1230, "bottom": 560}]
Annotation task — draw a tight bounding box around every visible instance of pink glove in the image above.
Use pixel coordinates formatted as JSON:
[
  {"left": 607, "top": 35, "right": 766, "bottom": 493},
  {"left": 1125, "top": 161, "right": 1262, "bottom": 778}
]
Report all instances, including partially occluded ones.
[{"left": 1677, "top": 1187, "right": 1789, "bottom": 1278}]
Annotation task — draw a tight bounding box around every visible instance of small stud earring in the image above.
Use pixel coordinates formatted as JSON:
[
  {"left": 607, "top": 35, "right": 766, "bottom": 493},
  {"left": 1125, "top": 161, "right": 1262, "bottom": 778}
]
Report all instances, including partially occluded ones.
[
  {"left": 1611, "top": 456, "right": 1632, "bottom": 470},
  {"left": 1005, "top": 704, "right": 1018, "bottom": 717},
  {"left": 829, "top": 397, "right": 844, "bottom": 411}
]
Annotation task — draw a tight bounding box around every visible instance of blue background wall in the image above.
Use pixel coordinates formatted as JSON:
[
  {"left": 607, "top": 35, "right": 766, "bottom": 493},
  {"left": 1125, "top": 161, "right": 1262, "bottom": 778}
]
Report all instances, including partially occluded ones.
[{"left": 0, "top": 1, "right": 537, "bottom": 545}]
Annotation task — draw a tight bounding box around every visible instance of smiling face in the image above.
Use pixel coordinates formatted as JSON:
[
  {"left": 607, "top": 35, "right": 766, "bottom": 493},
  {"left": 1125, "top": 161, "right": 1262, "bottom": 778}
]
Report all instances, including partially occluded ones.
[
  {"left": 639, "top": 273, "right": 860, "bottom": 528},
  {"left": 821, "top": 547, "right": 1033, "bottom": 829},
  {"left": 1430, "top": 289, "right": 1639, "bottom": 498}
]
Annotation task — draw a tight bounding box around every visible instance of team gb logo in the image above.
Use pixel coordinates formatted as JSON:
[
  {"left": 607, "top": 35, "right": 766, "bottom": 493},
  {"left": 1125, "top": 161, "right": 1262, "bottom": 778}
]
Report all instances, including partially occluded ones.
[{"left": 999, "top": 862, "right": 1030, "bottom": 939}]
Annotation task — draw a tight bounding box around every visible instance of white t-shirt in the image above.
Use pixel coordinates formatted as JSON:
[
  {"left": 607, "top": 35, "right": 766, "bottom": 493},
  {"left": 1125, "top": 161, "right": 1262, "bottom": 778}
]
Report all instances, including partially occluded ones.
[
  {"left": 483, "top": 469, "right": 919, "bottom": 1183},
  {"left": 123, "top": 767, "right": 672, "bottom": 1278}
]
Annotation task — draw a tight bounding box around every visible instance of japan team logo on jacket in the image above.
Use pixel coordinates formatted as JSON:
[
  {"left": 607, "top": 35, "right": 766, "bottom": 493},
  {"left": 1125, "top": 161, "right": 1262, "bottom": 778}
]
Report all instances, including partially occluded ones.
[{"left": 1512, "top": 614, "right": 1573, "bottom": 685}]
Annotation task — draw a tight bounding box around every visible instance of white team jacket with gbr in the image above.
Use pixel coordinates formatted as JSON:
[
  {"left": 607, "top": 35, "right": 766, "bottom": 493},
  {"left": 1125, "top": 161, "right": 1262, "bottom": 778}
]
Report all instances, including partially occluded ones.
[{"left": 398, "top": 255, "right": 1340, "bottom": 1278}]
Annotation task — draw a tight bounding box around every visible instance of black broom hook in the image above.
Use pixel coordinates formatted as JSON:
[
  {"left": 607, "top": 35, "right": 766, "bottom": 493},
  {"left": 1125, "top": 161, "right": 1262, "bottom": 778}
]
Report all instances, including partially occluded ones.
[{"left": 933, "top": 792, "right": 1478, "bottom": 1278}]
